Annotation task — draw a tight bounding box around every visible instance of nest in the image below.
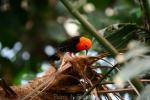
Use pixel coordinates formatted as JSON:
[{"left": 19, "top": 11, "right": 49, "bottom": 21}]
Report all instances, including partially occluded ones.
[{"left": 0, "top": 53, "right": 108, "bottom": 100}]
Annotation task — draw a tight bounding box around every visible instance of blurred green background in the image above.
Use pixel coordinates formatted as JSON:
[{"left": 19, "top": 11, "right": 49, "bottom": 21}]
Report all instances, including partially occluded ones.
[{"left": 0, "top": 0, "right": 146, "bottom": 85}]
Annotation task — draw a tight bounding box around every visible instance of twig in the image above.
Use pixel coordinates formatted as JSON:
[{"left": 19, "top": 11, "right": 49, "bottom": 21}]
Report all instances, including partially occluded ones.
[
  {"left": 100, "top": 79, "right": 150, "bottom": 85},
  {"left": 139, "top": 0, "right": 150, "bottom": 31},
  {"left": 97, "top": 88, "right": 134, "bottom": 94},
  {"left": 80, "top": 64, "right": 119, "bottom": 99},
  {"left": 115, "top": 67, "right": 140, "bottom": 96},
  {"left": 98, "top": 59, "right": 141, "bottom": 96},
  {"left": 101, "top": 85, "right": 113, "bottom": 100}
]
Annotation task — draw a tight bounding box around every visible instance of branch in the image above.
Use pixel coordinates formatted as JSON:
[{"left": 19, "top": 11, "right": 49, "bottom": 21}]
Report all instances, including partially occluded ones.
[
  {"left": 60, "top": 0, "right": 118, "bottom": 56},
  {"left": 139, "top": 0, "right": 150, "bottom": 31},
  {"left": 101, "top": 79, "right": 150, "bottom": 85},
  {"left": 97, "top": 88, "right": 134, "bottom": 94}
]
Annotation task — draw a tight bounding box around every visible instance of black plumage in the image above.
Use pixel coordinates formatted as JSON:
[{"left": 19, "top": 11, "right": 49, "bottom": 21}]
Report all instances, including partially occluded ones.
[
  {"left": 59, "top": 36, "right": 80, "bottom": 53},
  {"left": 48, "top": 36, "right": 80, "bottom": 61}
]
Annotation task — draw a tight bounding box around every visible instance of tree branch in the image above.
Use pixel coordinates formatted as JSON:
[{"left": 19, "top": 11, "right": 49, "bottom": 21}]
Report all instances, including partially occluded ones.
[
  {"left": 60, "top": 0, "right": 118, "bottom": 56},
  {"left": 139, "top": 0, "right": 150, "bottom": 31}
]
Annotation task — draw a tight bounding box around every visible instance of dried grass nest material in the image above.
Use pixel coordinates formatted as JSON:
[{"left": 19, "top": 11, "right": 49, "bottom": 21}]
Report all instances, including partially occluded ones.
[{"left": 0, "top": 53, "right": 108, "bottom": 100}]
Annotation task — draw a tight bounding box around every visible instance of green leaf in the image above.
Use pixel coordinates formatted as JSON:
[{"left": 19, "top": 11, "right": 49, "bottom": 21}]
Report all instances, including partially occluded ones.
[{"left": 99, "top": 23, "right": 149, "bottom": 49}]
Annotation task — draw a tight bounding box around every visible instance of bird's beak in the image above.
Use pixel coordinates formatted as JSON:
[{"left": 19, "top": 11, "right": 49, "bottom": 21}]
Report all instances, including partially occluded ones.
[{"left": 85, "top": 49, "right": 89, "bottom": 55}]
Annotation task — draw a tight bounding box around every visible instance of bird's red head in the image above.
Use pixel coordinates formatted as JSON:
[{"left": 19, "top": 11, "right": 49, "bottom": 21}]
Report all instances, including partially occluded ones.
[{"left": 76, "top": 36, "right": 92, "bottom": 52}]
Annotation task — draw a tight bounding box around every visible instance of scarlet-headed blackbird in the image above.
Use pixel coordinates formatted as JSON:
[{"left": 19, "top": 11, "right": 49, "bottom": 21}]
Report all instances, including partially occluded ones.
[{"left": 48, "top": 36, "right": 92, "bottom": 61}]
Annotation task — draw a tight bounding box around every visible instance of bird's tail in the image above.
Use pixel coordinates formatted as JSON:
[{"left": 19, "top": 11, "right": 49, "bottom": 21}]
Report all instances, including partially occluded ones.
[
  {"left": 47, "top": 50, "right": 64, "bottom": 61},
  {"left": 47, "top": 54, "right": 60, "bottom": 61}
]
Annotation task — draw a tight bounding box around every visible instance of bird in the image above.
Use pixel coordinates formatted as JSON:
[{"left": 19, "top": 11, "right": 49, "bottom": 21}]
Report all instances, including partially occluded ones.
[{"left": 48, "top": 36, "right": 92, "bottom": 61}]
